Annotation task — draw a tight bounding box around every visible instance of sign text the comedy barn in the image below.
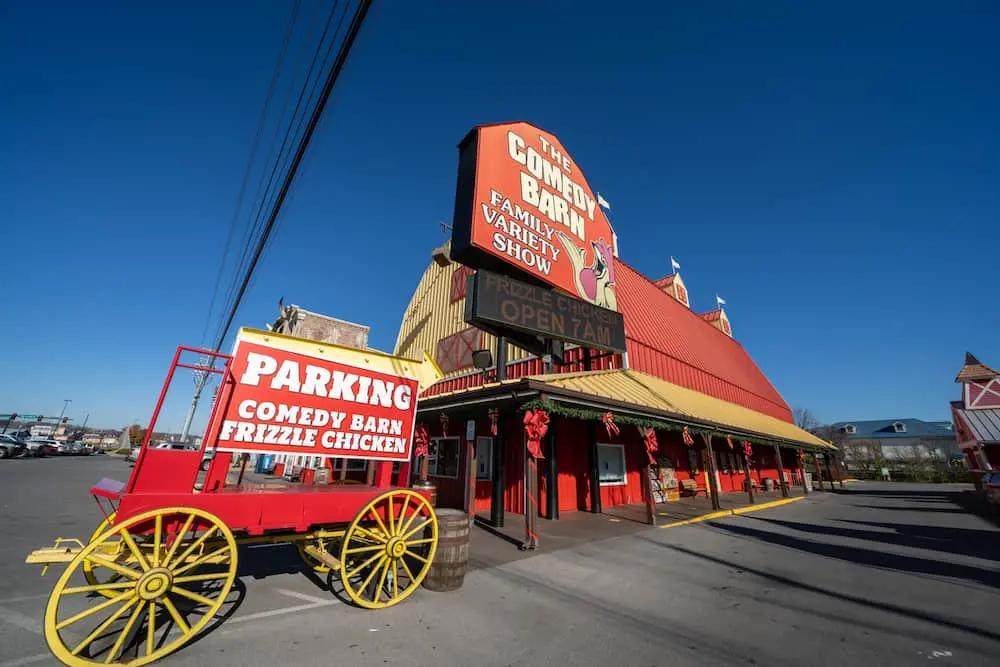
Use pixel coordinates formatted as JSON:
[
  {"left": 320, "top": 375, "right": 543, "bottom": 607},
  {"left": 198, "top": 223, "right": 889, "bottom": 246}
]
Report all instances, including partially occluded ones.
[{"left": 480, "top": 129, "right": 599, "bottom": 276}]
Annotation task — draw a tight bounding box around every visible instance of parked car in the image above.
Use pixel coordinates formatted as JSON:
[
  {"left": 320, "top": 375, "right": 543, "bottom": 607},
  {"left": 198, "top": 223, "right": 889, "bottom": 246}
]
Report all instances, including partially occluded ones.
[
  {"left": 25, "top": 439, "right": 61, "bottom": 457},
  {"left": 0, "top": 434, "right": 28, "bottom": 458}
]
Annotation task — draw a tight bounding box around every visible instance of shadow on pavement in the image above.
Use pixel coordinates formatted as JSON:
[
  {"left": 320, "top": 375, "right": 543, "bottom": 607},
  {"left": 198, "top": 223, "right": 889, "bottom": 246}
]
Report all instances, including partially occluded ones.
[
  {"left": 638, "top": 536, "right": 1000, "bottom": 644},
  {"left": 752, "top": 517, "right": 1000, "bottom": 563},
  {"left": 705, "top": 520, "right": 1000, "bottom": 589}
]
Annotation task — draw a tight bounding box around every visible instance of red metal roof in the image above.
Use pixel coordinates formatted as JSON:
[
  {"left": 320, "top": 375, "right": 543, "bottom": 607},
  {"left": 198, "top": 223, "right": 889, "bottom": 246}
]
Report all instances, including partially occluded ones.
[
  {"left": 614, "top": 258, "right": 793, "bottom": 422},
  {"left": 653, "top": 275, "right": 677, "bottom": 289}
]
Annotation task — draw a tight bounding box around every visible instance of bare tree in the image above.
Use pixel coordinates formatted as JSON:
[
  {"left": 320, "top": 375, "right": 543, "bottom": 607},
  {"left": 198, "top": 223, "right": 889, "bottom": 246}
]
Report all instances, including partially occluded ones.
[{"left": 793, "top": 408, "right": 820, "bottom": 431}]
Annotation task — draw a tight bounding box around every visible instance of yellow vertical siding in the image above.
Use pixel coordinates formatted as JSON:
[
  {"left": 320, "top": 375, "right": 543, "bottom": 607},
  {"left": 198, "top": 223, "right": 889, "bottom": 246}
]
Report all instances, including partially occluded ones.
[{"left": 393, "top": 243, "right": 531, "bottom": 378}]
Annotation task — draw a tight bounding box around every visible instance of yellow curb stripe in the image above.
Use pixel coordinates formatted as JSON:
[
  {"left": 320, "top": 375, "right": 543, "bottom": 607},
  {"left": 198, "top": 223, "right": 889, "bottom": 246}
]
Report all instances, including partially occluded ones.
[{"left": 658, "top": 496, "right": 804, "bottom": 529}]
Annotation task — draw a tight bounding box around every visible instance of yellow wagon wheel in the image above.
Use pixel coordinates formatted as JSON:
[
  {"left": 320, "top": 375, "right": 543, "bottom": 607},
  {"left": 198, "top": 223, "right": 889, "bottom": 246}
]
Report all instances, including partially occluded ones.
[
  {"left": 339, "top": 489, "right": 438, "bottom": 609},
  {"left": 82, "top": 512, "right": 138, "bottom": 599},
  {"left": 44, "top": 507, "right": 238, "bottom": 667}
]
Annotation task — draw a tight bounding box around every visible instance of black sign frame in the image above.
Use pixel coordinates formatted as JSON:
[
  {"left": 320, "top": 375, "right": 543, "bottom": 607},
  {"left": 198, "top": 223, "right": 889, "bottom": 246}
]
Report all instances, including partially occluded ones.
[{"left": 465, "top": 268, "right": 627, "bottom": 354}]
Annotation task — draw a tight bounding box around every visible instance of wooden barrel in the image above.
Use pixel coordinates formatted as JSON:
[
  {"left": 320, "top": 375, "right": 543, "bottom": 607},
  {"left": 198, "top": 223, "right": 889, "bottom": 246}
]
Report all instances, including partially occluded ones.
[
  {"left": 422, "top": 508, "right": 469, "bottom": 592},
  {"left": 412, "top": 479, "right": 438, "bottom": 507}
]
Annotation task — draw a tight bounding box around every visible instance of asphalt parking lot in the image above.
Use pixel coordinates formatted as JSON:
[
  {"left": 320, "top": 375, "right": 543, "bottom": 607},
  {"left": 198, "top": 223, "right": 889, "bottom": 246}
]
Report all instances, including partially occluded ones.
[{"left": 2, "top": 456, "right": 999, "bottom": 667}]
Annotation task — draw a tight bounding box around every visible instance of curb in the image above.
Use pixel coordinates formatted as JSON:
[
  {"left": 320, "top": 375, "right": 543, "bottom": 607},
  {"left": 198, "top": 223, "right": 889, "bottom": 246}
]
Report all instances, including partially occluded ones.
[{"left": 658, "top": 496, "right": 804, "bottom": 529}]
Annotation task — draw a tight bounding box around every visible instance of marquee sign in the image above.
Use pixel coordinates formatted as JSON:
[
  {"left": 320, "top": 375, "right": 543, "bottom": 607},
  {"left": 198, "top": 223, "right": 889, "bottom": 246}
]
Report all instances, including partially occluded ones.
[
  {"left": 212, "top": 329, "right": 442, "bottom": 460},
  {"left": 466, "top": 268, "right": 627, "bottom": 353},
  {"left": 450, "top": 122, "right": 619, "bottom": 312}
]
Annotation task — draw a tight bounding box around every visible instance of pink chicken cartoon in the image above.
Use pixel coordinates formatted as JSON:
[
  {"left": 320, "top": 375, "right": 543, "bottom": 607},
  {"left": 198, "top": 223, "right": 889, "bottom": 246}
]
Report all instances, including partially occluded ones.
[{"left": 555, "top": 232, "right": 618, "bottom": 311}]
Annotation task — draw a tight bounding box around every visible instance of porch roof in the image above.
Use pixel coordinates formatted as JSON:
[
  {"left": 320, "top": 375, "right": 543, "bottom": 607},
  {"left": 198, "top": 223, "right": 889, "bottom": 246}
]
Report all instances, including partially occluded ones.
[{"left": 417, "top": 368, "right": 833, "bottom": 451}]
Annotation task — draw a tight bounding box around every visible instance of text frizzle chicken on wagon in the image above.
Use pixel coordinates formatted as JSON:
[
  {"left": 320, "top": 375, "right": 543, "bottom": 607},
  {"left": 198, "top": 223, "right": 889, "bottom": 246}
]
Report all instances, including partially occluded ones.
[{"left": 215, "top": 344, "right": 419, "bottom": 458}]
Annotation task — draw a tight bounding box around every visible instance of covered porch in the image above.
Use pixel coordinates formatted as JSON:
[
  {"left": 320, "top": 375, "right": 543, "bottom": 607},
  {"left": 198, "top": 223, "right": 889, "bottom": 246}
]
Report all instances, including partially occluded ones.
[{"left": 414, "top": 368, "right": 838, "bottom": 550}]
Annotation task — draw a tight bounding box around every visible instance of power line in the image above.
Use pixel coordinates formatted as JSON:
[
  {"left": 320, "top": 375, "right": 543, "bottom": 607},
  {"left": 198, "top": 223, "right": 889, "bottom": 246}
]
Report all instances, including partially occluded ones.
[
  {"left": 212, "top": 0, "right": 373, "bottom": 353},
  {"left": 215, "top": 0, "right": 334, "bottom": 338},
  {"left": 199, "top": 0, "right": 304, "bottom": 348}
]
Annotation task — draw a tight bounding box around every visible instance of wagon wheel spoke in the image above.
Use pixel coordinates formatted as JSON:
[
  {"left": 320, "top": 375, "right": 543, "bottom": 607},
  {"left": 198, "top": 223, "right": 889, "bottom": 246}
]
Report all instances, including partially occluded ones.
[
  {"left": 340, "top": 490, "right": 438, "bottom": 609},
  {"left": 61, "top": 581, "right": 138, "bottom": 596},
  {"left": 172, "top": 545, "right": 230, "bottom": 576},
  {"left": 44, "top": 507, "right": 238, "bottom": 667},
  {"left": 161, "top": 514, "right": 195, "bottom": 566},
  {"left": 69, "top": 597, "right": 139, "bottom": 656},
  {"left": 104, "top": 598, "right": 145, "bottom": 663},
  {"left": 161, "top": 597, "right": 190, "bottom": 635}
]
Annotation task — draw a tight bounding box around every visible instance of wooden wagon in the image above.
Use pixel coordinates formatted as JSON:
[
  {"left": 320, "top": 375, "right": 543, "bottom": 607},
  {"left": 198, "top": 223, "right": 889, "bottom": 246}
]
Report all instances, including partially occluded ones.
[{"left": 25, "top": 328, "right": 444, "bottom": 666}]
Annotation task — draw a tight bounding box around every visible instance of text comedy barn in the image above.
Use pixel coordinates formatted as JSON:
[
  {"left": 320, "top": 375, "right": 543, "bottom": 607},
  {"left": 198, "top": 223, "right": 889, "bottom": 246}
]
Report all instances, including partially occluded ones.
[{"left": 214, "top": 341, "right": 419, "bottom": 461}]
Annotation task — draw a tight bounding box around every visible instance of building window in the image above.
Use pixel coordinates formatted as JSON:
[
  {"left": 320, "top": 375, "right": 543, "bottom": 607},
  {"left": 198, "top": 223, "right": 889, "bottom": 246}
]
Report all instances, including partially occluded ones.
[
  {"left": 428, "top": 436, "right": 460, "bottom": 478},
  {"left": 597, "top": 443, "right": 627, "bottom": 486},
  {"left": 893, "top": 422, "right": 906, "bottom": 433},
  {"left": 475, "top": 436, "right": 493, "bottom": 479},
  {"left": 844, "top": 424, "right": 857, "bottom": 435}
]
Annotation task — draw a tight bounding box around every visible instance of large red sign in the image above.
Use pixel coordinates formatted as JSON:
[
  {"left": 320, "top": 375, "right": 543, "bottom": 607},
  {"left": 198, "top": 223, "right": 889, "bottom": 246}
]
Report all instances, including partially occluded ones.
[
  {"left": 450, "top": 122, "right": 619, "bottom": 311},
  {"left": 213, "top": 340, "right": 418, "bottom": 461}
]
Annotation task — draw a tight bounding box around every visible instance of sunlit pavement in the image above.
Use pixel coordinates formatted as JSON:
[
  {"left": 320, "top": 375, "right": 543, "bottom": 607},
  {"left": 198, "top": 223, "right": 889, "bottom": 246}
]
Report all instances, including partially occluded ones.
[{"left": 2, "top": 458, "right": 997, "bottom": 667}]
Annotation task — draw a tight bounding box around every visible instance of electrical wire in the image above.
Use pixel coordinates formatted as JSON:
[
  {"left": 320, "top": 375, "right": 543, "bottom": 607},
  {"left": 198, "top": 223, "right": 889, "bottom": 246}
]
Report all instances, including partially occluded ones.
[
  {"left": 199, "top": 0, "right": 304, "bottom": 348},
  {"left": 211, "top": 0, "right": 374, "bottom": 352}
]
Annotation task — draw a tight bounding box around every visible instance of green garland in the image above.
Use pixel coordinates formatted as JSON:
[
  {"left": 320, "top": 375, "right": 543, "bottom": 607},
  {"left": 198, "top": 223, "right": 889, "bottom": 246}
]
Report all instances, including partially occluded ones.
[{"left": 518, "top": 398, "right": 821, "bottom": 452}]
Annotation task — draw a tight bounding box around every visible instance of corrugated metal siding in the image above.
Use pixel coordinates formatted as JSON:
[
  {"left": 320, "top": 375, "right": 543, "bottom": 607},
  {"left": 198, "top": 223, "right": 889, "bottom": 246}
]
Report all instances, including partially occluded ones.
[
  {"left": 614, "top": 259, "right": 793, "bottom": 422},
  {"left": 393, "top": 246, "right": 535, "bottom": 377},
  {"left": 955, "top": 406, "right": 1000, "bottom": 443}
]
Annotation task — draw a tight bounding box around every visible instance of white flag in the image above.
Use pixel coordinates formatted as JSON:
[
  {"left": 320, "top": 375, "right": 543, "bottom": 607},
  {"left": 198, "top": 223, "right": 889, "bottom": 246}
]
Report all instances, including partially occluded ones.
[
  {"left": 670, "top": 256, "right": 681, "bottom": 271},
  {"left": 716, "top": 295, "right": 726, "bottom": 307},
  {"left": 597, "top": 193, "right": 610, "bottom": 210}
]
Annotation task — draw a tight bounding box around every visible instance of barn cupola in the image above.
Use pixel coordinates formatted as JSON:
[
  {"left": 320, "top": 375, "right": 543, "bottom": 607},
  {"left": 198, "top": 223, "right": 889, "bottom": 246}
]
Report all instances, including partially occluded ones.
[
  {"left": 700, "top": 308, "right": 732, "bottom": 338},
  {"left": 653, "top": 273, "right": 690, "bottom": 309},
  {"left": 956, "top": 352, "right": 1000, "bottom": 409}
]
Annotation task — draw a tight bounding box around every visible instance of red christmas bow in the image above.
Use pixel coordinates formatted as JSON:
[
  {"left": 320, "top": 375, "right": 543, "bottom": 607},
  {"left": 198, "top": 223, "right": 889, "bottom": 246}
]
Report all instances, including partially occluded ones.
[
  {"left": 639, "top": 426, "right": 659, "bottom": 465},
  {"left": 742, "top": 440, "right": 753, "bottom": 461},
  {"left": 488, "top": 408, "right": 499, "bottom": 436},
  {"left": 523, "top": 409, "right": 549, "bottom": 459},
  {"left": 682, "top": 426, "right": 695, "bottom": 446},
  {"left": 414, "top": 424, "right": 430, "bottom": 458},
  {"left": 602, "top": 412, "right": 620, "bottom": 438},
  {"left": 726, "top": 435, "right": 734, "bottom": 450},
  {"left": 797, "top": 449, "right": 805, "bottom": 463},
  {"left": 439, "top": 413, "right": 449, "bottom": 438}
]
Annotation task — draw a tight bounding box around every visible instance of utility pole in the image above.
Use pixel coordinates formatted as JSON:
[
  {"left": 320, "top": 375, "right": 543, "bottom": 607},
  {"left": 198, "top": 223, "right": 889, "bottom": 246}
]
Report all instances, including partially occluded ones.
[
  {"left": 55, "top": 399, "right": 71, "bottom": 437},
  {"left": 180, "top": 356, "right": 212, "bottom": 443}
]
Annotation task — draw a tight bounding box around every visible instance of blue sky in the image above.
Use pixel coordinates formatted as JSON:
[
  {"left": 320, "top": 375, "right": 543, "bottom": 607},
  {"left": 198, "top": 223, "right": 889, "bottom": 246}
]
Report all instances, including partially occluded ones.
[{"left": 1, "top": 0, "right": 997, "bottom": 431}]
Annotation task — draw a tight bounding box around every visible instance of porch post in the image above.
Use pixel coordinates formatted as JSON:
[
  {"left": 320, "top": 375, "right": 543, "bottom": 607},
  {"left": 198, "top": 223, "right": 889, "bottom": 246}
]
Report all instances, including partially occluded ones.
[
  {"left": 743, "top": 445, "right": 755, "bottom": 505},
  {"left": 545, "top": 418, "right": 559, "bottom": 520},
  {"left": 466, "top": 433, "right": 476, "bottom": 522},
  {"left": 701, "top": 433, "right": 722, "bottom": 511},
  {"left": 490, "top": 417, "right": 506, "bottom": 528},
  {"left": 524, "top": 429, "right": 539, "bottom": 550},
  {"left": 824, "top": 453, "right": 836, "bottom": 491},
  {"left": 588, "top": 421, "right": 602, "bottom": 514},
  {"left": 773, "top": 444, "right": 789, "bottom": 497},
  {"left": 642, "top": 463, "right": 657, "bottom": 525},
  {"left": 813, "top": 452, "right": 824, "bottom": 491},
  {"left": 798, "top": 450, "right": 809, "bottom": 495},
  {"left": 834, "top": 452, "right": 845, "bottom": 489}
]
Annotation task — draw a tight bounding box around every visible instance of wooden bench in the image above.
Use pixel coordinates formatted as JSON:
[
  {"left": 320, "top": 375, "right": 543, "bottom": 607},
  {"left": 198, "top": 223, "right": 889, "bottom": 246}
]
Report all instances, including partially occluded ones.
[{"left": 679, "top": 478, "right": 708, "bottom": 497}]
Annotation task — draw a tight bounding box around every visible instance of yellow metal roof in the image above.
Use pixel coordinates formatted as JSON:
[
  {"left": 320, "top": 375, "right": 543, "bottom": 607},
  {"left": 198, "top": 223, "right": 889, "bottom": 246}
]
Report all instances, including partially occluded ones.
[{"left": 526, "top": 369, "right": 833, "bottom": 449}]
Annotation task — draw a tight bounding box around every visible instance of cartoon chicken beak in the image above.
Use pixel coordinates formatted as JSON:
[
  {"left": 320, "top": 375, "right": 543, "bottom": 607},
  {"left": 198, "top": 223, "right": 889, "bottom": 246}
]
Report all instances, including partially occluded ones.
[{"left": 591, "top": 241, "right": 607, "bottom": 278}]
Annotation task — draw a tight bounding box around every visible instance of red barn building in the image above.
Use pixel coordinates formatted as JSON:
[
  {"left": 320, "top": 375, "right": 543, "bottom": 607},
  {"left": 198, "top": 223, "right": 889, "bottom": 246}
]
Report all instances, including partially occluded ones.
[
  {"left": 951, "top": 352, "right": 1000, "bottom": 479},
  {"left": 394, "top": 242, "right": 832, "bottom": 522}
]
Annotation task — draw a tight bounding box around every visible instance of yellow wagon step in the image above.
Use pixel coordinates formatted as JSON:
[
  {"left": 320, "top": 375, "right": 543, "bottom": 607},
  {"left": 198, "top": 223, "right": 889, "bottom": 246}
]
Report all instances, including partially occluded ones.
[{"left": 301, "top": 544, "right": 341, "bottom": 571}]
